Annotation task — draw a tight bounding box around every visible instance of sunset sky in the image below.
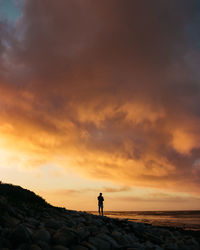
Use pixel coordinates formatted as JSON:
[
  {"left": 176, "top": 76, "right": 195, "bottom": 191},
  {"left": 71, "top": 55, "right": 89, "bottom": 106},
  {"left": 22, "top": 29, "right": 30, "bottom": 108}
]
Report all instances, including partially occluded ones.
[{"left": 0, "top": 0, "right": 200, "bottom": 211}]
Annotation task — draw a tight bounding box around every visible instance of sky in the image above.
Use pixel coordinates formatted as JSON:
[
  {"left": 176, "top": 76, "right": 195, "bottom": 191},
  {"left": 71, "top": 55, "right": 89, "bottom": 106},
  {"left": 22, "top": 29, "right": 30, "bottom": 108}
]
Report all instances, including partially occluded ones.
[{"left": 0, "top": 0, "right": 200, "bottom": 211}]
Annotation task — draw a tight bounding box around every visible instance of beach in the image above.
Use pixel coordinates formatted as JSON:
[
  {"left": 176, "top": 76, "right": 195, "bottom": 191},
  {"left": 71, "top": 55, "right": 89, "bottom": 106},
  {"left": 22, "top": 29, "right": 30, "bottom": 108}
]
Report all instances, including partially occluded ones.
[
  {"left": 0, "top": 183, "right": 200, "bottom": 250},
  {"left": 90, "top": 211, "right": 200, "bottom": 231}
]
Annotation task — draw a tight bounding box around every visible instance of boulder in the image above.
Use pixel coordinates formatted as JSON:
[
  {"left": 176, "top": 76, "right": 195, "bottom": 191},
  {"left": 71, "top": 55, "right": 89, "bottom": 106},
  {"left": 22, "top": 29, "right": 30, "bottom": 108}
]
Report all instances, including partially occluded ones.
[
  {"left": 53, "top": 246, "right": 70, "bottom": 250},
  {"left": 143, "top": 232, "right": 163, "bottom": 245},
  {"left": 26, "top": 217, "right": 39, "bottom": 227},
  {"left": 70, "top": 245, "right": 88, "bottom": 250},
  {"left": 3, "top": 212, "right": 20, "bottom": 227},
  {"left": 29, "top": 244, "right": 42, "bottom": 250},
  {"left": 0, "top": 237, "right": 11, "bottom": 248},
  {"left": 88, "top": 236, "right": 111, "bottom": 250},
  {"left": 9, "top": 224, "right": 32, "bottom": 246},
  {"left": 77, "top": 227, "right": 90, "bottom": 240},
  {"left": 34, "top": 229, "right": 51, "bottom": 242},
  {"left": 82, "top": 241, "right": 98, "bottom": 250},
  {"left": 45, "top": 219, "right": 63, "bottom": 230},
  {"left": 53, "top": 227, "right": 79, "bottom": 246},
  {"left": 37, "top": 240, "right": 51, "bottom": 250},
  {"left": 99, "top": 225, "right": 110, "bottom": 234},
  {"left": 96, "top": 233, "right": 121, "bottom": 248},
  {"left": 0, "top": 195, "right": 7, "bottom": 206},
  {"left": 73, "top": 216, "right": 86, "bottom": 224}
]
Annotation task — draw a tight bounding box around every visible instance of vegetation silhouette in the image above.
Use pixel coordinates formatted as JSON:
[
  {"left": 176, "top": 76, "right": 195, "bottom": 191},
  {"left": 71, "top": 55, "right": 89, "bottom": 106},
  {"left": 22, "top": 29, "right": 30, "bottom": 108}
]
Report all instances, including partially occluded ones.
[{"left": 0, "top": 181, "right": 50, "bottom": 209}]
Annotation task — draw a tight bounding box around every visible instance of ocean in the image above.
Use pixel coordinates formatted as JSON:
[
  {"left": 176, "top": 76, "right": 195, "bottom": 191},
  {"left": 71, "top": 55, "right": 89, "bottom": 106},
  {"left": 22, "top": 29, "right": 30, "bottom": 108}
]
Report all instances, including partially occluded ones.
[{"left": 90, "top": 210, "right": 200, "bottom": 231}]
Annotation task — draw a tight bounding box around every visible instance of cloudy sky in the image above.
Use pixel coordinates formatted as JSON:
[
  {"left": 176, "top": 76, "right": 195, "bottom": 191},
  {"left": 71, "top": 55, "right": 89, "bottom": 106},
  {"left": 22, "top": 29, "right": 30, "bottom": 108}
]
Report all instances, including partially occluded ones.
[{"left": 0, "top": 0, "right": 200, "bottom": 210}]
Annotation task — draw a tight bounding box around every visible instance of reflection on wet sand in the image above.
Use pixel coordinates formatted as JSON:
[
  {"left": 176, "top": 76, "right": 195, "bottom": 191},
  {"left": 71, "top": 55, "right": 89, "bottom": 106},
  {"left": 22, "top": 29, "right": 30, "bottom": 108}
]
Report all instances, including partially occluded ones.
[{"left": 89, "top": 211, "right": 200, "bottom": 231}]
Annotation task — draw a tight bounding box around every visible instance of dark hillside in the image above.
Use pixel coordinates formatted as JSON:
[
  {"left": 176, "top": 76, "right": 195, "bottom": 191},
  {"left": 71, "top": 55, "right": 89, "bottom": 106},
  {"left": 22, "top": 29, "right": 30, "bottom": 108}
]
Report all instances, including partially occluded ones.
[{"left": 0, "top": 182, "right": 50, "bottom": 208}]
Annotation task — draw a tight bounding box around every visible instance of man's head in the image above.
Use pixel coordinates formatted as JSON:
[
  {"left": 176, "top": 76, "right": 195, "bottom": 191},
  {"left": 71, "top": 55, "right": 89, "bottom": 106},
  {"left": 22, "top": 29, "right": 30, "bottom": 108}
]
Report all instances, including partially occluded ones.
[{"left": 100, "top": 193, "right": 102, "bottom": 196}]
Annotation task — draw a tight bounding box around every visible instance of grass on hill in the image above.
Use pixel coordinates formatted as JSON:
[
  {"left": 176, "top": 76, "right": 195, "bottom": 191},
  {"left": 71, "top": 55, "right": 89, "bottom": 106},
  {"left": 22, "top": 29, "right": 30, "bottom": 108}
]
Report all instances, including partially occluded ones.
[{"left": 0, "top": 181, "right": 50, "bottom": 208}]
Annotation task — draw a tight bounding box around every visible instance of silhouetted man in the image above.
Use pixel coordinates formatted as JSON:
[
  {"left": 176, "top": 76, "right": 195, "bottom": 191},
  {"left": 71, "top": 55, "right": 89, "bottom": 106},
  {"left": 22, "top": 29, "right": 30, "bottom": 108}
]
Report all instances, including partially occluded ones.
[{"left": 97, "top": 192, "right": 104, "bottom": 216}]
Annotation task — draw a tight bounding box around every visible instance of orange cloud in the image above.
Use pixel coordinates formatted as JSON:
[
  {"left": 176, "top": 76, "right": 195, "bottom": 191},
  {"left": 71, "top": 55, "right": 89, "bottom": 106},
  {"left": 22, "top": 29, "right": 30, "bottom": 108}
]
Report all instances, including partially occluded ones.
[{"left": 0, "top": 0, "right": 200, "bottom": 205}]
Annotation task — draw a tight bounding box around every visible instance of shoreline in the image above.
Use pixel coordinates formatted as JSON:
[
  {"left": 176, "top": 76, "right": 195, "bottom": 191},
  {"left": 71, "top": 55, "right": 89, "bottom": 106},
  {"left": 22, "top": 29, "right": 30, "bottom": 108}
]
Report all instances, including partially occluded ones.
[
  {"left": 1, "top": 183, "right": 200, "bottom": 249},
  {"left": 1, "top": 206, "right": 200, "bottom": 249},
  {"left": 88, "top": 210, "right": 200, "bottom": 232}
]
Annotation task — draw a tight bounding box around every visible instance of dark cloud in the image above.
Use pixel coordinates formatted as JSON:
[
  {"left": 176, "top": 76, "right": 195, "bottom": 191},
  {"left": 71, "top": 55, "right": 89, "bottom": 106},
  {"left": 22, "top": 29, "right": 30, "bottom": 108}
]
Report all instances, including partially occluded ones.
[{"left": 1, "top": 0, "right": 200, "bottom": 193}]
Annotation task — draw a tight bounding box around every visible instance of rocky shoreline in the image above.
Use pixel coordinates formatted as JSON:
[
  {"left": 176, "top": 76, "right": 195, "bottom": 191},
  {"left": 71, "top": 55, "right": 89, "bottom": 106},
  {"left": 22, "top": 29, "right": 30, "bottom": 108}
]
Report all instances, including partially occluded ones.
[{"left": 0, "top": 183, "right": 200, "bottom": 250}]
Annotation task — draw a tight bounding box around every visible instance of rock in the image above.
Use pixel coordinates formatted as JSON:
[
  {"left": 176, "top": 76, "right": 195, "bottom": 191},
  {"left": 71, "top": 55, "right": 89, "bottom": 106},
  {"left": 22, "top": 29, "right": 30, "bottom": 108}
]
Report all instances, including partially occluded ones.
[
  {"left": 88, "top": 236, "right": 111, "bottom": 250},
  {"left": 82, "top": 241, "right": 98, "bottom": 250},
  {"left": 0, "top": 237, "right": 11, "bottom": 248},
  {"left": 77, "top": 228, "right": 90, "bottom": 240},
  {"left": 96, "top": 233, "right": 121, "bottom": 248},
  {"left": 42, "top": 212, "right": 50, "bottom": 218},
  {"left": 53, "top": 246, "right": 70, "bottom": 250},
  {"left": 70, "top": 245, "right": 88, "bottom": 250},
  {"left": 37, "top": 240, "right": 51, "bottom": 250},
  {"left": 127, "top": 248, "right": 141, "bottom": 250},
  {"left": 45, "top": 219, "right": 63, "bottom": 230},
  {"left": 111, "top": 231, "right": 133, "bottom": 246},
  {"left": 99, "top": 225, "right": 110, "bottom": 234},
  {"left": 185, "top": 237, "right": 199, "bottom": 246},
  {"left": 22, "top": 222, "right": 36, "bottom": 232},
  {"left": 2, "top": 212, "right": 20, "bottom": 227},
  {"left": 9, "top": 224, "right": 32, "bottom": 246},
  {"left": 122, "top": 233, "right": 137, "bottom": 245},
  {"left": 1, "top": 227, "right": 10, "bottom": 238},
  {"left": 0, "top": 195, "right": 7, "bottom": 206},
  {"left": 87, "top": 225, "right": 99, "bottom": 235},
  {"left": 77, "top": 222, "right": 85, "bottom": 229},
  {"left": 27, "top": 209, "right": 35, "bottom": 217},
  {"left": 38, "top": 222, "right": 45, "bottom": 229},
  {"left": 73, "top": 216, "right": 86, "bottom": 224},
  {"left": 111, "top": 230, "right": 122, "bottom": 240},
  {"left": 127, "top": 232, "right": 138, "bottom": 242},
  {"left": 16, "top": 211, "right": 24, "bottom": 220},
  {"left": 26, "top": 217, "right": 39, "bottom": 227},
  {"left": 16, "top": 243, "right": 31, "bottom": 250},
  {"left": 53, "top": 227, "right": 79, "bottom": 246},
  {"left": 126, "top": 242, "right": 146, "bottom": 249},
  {"left": 6, "top": 205, "right": 17, "bottom": 217},
  {"left": 143, "top": 232, "right": 163, "bottom": 245},
  {"left": 34, "top": 229, "right": 51, "bottom": 242},
  {"left": 154, "top": 245, "right": 164, "bottom": 250},
  {"left": 163, "top": 242, "right": 178, "bottom": 250},
  {"left": 159, "top": 229, "right": 175, "bottom": 238},
  {"left": 145, "top": 240, "right": 156, "bottom": 248},
  {"left": 93, "top": 219, "right": 104, "bottom": 227},
  {"left": 29, "top": 244, "right": 42, "bottom": 250}
]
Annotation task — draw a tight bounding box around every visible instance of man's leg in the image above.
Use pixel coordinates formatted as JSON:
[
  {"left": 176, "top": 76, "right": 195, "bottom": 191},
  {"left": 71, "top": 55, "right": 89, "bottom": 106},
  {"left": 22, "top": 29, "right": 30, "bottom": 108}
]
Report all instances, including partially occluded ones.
[
  {"left": 98, "top": 205, "right": 100, "bottom": 215},
  {"left": 101, "top": 206, "right": 103, "bottom": 216}
]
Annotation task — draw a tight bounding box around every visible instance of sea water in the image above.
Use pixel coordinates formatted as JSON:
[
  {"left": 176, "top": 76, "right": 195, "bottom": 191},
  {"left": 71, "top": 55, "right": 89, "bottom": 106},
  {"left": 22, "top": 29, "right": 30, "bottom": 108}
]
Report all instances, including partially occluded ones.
[{"left": 90, "top": 210, "right": 200, "bottom": 231}]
